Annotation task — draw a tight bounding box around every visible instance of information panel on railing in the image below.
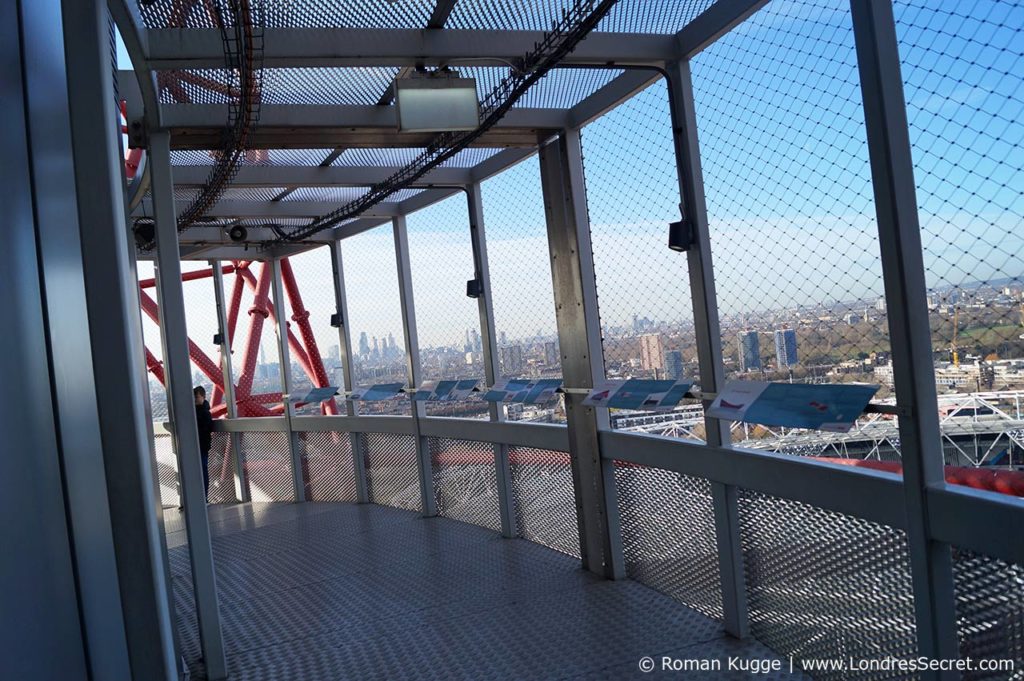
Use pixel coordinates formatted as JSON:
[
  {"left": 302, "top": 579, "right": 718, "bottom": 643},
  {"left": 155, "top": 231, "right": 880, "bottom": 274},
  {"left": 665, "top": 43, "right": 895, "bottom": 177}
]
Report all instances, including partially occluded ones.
[
  {"left": 583, "top": 379, "right": 694, "bottom": 411},
  {"left": 349, "top": 383, "right": 405, "bottom": 401},
  {"left": 707, "top": 381, "right": 879, "bottom": 432},
  {"left": 287, "top": 386, "right": 340, "bottom": 404},
  {"left": 412, "top": 379, "right": 480, "bottom": 402},
  {"left": 483, "top": 378, "right": 562, "bottom": 404}
]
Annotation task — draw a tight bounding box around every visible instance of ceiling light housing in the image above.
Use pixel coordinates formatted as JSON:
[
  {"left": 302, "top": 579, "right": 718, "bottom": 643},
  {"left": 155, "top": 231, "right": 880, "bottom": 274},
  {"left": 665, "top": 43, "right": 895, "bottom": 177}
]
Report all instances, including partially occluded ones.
[{"left": 395, "top": 73, "right": 480, "bottom": 133}]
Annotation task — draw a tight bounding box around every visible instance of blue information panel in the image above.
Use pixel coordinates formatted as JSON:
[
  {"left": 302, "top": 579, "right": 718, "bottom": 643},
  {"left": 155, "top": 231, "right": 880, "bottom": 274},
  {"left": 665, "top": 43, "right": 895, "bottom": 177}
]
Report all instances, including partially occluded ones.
[
  {"left": 349, "top": 382, "right": 405, "bottom": 401},
  {"left": 302, "top": 386, "right": 340, "bottom": 403},
  {"left": 483, "top": 378, "right": 562, "bottom": 404},
  {"left": 584, "top": 379, "right": 693, "bottom": 411},
  {"left": 707, "top": 380, "right": 879, "bottom": 432},
  {"left": 412, "top": 379, "right": 480, "bottom": 402}
]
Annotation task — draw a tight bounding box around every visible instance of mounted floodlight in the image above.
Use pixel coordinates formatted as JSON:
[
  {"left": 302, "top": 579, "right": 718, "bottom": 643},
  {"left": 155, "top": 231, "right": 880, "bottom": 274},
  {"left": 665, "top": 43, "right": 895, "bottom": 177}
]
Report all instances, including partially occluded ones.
[
  {"left": 668, "top": 220, "right": 693, "bottom": 252},
  {"left": 466, "top": 279, "right": 483, "bottom": 299},
  {"left": 395, "top": 73, "right": 480, "bottom": 133}
]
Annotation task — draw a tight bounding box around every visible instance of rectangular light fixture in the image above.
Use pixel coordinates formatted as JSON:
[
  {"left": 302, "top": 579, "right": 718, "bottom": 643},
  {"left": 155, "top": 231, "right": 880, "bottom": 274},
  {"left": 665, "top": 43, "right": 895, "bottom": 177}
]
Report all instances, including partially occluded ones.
[{"left": 394, "top": 76, "right": 480, "bottom": 133}]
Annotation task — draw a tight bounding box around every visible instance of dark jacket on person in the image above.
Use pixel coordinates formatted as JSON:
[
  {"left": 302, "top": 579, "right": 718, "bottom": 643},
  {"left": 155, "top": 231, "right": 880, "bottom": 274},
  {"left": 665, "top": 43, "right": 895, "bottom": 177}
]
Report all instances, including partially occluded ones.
[{"left": 196, "top": 399, "right": 214, "bottom": 454}]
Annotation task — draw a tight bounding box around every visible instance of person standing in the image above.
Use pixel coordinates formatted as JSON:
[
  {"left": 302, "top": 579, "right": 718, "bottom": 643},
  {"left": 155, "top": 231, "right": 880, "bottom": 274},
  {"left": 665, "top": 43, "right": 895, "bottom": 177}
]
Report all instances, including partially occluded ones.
[{"left": 194, "top": 386, "right": 213, "bottom": 502}]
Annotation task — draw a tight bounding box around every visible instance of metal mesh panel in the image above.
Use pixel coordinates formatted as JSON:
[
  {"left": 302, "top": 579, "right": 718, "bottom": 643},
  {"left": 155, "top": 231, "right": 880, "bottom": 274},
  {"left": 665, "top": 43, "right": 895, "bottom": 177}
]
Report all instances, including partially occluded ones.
[
  {"left": 281, "top": 247, "right": 344, "bottom": 417},
  {"left": 283, "top": 186, "right": 423, "bottom": 203},
  {"left": 362, "top": 432, "right": 421, "bottom": 511},
  {"left": 158, "top": 67, "right": 401, "bottom": 106},
  {"left": 481, "top": 155, "right": 565, "bottom": 424},
  {"left": 263, "top": 1, "right": 433, "bottom": 28},
  {"left": 429, "top": 437, "right": 502, "bottom": 532},
  {"left": 894, "top": 2, "right": 1024, "bottom": 423},
  {"left": 331, "top": 147, "right": 501, "bottom": 169},
  {"left": 581, "top": 82, "right": 701, "bottom": 438},
  {"left": 154, "top": 431, "right": 179, "bottom": 507},
  {"left": 341, "top": 227, "right": 410, "bottom": 416},
  {"left": 170, "top": 149, "right": 335, "bottom": 167},
  {"left": 614, "top": 463, "right": 722, "bottom": 620},
  {"left": 508, "top": 447, "right": 580, "bottom": 557},
  {"left": 207, "top": 432, "right": 237, "bottom": 504},
  {"left": 952, "top": 548, "right": 1024, "bottom": 679},
  {"left": 596, "top": 0, "right": 717, "bottom": 34},
  {"left": 447, "top": 0, "right": 574, "bottom": 30},
  {"left": 738, "top": 489, "right": 918, "bottom": 677},
  {"left": 464, "top": 66, "right": 622, "bottom": 110},
  {"left": 692, "top": 0, "right": 892, "bottom": 399},
  {"left": 303, "top": 431, "right": 358, "bottom": 502},
  {"left": 405, "top": 193, "right": 488, "bottom": 420},
  {"left": 241, "top": 431, "right": 295, "bottom": 501}
]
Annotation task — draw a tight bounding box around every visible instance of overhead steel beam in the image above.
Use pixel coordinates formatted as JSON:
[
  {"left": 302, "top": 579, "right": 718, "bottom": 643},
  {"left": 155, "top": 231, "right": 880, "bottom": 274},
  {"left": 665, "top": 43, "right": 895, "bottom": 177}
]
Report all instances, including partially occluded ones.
[
  {"left": 567, "top": 68, "right": 662, "bottom": 129},
  {"left": 171, "top": 164, "right": 474, "bottom": 187},
  {"left": 469, "top": 147, "right": 538, "bottom": 184},
  {"left": 160, "top": 103, "right": 568, "bottom": 131},
  {"left": 674, "top": 0, "right": 770, "bottom": 59},
  {"left": 168, "top": 126, "right": 543, "bottom": 150},
  {"left": 133, "top": 199, "right": 403, "bottom": 218},
  {"left": 427, "top": 0, "right": 459, "bottom": 29},
  {"left": 146, "top": 28, "right": 676, "bottom": 69}
]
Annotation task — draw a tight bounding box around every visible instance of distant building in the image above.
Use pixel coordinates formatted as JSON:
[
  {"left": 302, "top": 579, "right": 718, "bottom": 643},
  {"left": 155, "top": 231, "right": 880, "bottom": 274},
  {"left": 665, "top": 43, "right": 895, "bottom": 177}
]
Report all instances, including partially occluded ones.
[
  {"left": 738, "top": 331, "right": 761, "bottom": 372},
  {"left": 328, "top": 344, "right": 340, "bottom": 362},
  {"left": 359, "top": 331, "right": 370, "bottom": 356},
  {"left": 639, "top": 334, "right": 665, "bottom": 375},
  {"left": 665, "top": 351, "right": 684, "bottom": 380},
  {"left": 875, "top": 297, "right": 886, "bottom": 312},
  {"left": 843, "top": 312, "right": 862, "bottom": 326},
  {"left": 774, "top": 329, "right": 798, "bottom": 368},
  {"left": 499, "top": 331, "right": 508, "bottom": 346},
  {"left": 544, "top": 341, "right": 560, "bottom": 366},
  {"left": 500, "top": 344, "right": 524, "bottom": 375}
]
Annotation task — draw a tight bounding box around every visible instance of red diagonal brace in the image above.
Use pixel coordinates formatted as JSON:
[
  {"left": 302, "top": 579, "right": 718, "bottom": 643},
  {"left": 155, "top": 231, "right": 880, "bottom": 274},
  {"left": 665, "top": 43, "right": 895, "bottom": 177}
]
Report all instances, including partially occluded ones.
[
  {"left": 280, "top": 258, "right": 338, "bottom": 415},
  {"left": 138, "top": 288, "right": 225, "bottom": 392},
  {"left": 235, "top": 262, "right": 272, "bottom": 399}
]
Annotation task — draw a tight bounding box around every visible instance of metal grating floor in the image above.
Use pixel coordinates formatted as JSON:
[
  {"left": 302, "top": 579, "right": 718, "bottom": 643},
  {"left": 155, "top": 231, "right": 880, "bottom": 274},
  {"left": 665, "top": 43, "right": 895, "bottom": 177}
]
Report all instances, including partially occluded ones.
[{"left": 164, "top": 503, "right": 803, "bottom": 680}]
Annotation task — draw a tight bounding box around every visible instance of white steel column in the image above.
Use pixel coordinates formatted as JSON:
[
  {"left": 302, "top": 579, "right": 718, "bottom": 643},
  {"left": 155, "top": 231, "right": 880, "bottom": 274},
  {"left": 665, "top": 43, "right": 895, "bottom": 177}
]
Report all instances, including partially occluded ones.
[
  {"left": 538, "top": 130, "right": 624, "bottom": 579},
  {"left": 850, "top": 0, "right": 959, "bottom": 668},
  {"left": 211, "top": 262, "right": 248, "bottom": 502},
  {"left": 149, "top": 131, "right": 227, "bottom": 680},
  {"left": 330, "top": 241, "right": 370, "bottom": 503},
  {"left": 271, "top": 258, "right": 308, "bottom": 502},
  {"left": 393, "top": 215, "right": 438, "bottom": 516},
  {"left": 466, "top": 183, "right": 517, "bottom": 538},
  {"left": 665, "top": 60, "right": 749, "bottom": 639}
]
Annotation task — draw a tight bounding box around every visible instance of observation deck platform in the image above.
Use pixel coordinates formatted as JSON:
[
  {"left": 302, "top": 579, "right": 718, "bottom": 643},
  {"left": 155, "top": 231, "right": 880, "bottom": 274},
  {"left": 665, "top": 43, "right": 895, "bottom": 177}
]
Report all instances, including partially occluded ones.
[{"left": 164, "top": 503, "right": 799, "bottom": 680}]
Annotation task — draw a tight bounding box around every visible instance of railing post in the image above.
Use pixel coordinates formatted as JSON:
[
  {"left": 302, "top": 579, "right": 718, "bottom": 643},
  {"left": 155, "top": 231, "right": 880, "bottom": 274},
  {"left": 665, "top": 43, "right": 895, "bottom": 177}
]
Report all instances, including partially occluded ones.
[
  {"left": 393, "top": 215, "right": 438, "bottom": 517},
  {"left": 849, "top": 0, "right": 959, "bottom": 669},
  {"left": 665, "top": 59, "right": 749, "bottom": 639},
  {"left": 271, "top": 258, "right": 308, "bottom": 503},
  {"left": 211, "top": 261, "right": 248, "bottom": 502},
  {"left": 466, "top": 183, "right": 517, "bottom": 538},
  {"left": 330, "top": 240, "right": 370, "bottom": 503},
  {"left": 149, "top": 130, "right": 227, "bottom": 680},
  {"left": 537, "top": 130, "right": 624, "bottom": 579}
]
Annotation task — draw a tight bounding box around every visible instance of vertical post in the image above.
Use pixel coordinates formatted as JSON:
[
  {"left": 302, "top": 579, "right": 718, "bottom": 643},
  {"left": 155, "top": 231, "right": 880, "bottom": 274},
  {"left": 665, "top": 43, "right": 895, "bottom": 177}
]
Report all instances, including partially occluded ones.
[
  {"left": 466, "top": 183, "right": 517, "bottom": 538},
  {"left": 665, "top": 60, "right": 749, "bottom": 639},
  {"left": 211, "top": 262, "right": 248, "bottom": 502},
  {"left": 850, "top": 0, "right": 958, "bottom": 667},
  {"left": 330, "top": 240, "right": 370, "bottom": 503},
  {"left": 271, "top": 258, "right": 307, "bottom": 503},
  {"left": 149, "top": 131, "right": 227, "bottom": 680},
  {"left": 537, "top": 130, "right": 624, "bottom": 579},
  {"left": 393, "top": 215, "right": 438, "bottom": 517}
]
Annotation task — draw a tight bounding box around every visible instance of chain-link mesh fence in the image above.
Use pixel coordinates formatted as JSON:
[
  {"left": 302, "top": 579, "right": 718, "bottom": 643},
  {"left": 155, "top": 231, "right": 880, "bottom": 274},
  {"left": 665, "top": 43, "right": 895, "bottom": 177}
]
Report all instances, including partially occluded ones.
[
  {"left": 404, "top": 193, "right": 489, "bottom": 420},
  {"left": 362, "top": 432, "right": 421, "bottom": 511},
  {"left": 481, "top": 156, "right": 566, "bottom": 424},
  {"left": 303, "top": 431, "right": 358, "bottom": 502},
  {"left": 580, "top": 81, "right": 701, "bottom": 435},
  {"left": 340, "top": 228, "right": 411, "bottom": 416},
  {"left": 280, "top": 247, "right": 345, "bottom": 416},
  {"left": 951, "top": 548, "right": 1024, "bottom": 678},
  {"left": 429, "top": 437, "right": 502, "bottom": 532},
  {"left": 508, "top": 447, "right": 580, "bottom": 557},
  {"left": 893, "top": 1, "right": 1024, "bottom": 466},
  {"left": 738, "top": 489, "right": 918, "bottom": 679},
  {"left": 207, "top": 432, "right": 237, "bottom": 504},
  {"left": 240, "top": 431, "right": 294, "bottom": 501},
  {"left": 692, "top": 0, "right": 892, "bottom": 404},
  {"left": 614, "top": 463, "right": 722, "bottom": 620}
]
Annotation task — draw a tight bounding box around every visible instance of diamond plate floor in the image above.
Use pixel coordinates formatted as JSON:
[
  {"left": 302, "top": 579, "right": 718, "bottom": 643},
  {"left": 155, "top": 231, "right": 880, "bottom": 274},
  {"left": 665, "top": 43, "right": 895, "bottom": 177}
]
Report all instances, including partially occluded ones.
[{"left": 163, "top": 503, "right": 805, "bottom": 680}]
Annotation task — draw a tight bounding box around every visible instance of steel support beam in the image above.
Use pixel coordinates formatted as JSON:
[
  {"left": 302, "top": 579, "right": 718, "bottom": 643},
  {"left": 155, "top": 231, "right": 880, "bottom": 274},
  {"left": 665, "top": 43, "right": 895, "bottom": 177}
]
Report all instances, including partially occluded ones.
[
  {"left": 150, "top": 131, "right": 227, "bottom": 680},
  {"left": 537, "top": 130, "right": 624, "bottom": 579},
  {"left": 674, "top": 0, "right": 770, "bottom": 59},
  {"left": 330, "top": 241, "right": 370, "bottom": 502},
  {"left": 850, "top": 0, "right": 958, "bottom": 668},
  {"left": 665, "top": 60, "right": 749, "bottom": 639},
  {"left": 133, "top": 199, "right": 403, "bottom": 219},
  {"left": 427, "top": 0, "right": 459, "bottom": 28},
  {"left": 211, "top": 262, "right": 248, "bottom": 502},
  {"left": 271, "top": 259, "right": 308, "bottom": 502},
  {"left": 466, "top": 183, "right": 516, "bottom": 538},
  {"left": 146, "top": 28, "right": 677, "bottom": 69},
  {"left": 172, "top": 164, "right": 474, "bottom": 188},
  {"left": 393, "top": 215, "right": 438, "bottom": 517}
]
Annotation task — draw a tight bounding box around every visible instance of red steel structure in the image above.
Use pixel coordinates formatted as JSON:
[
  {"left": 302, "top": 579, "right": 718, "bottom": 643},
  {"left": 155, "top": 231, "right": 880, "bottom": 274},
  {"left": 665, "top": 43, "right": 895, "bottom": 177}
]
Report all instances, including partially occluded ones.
[{"left": 141, "top": 258, "right": 339, "bottom": 419}]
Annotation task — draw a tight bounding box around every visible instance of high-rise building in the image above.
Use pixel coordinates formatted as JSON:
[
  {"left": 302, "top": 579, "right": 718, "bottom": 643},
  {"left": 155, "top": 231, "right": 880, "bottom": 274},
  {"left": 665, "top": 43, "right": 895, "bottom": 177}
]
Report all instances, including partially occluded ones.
[
  {"left": 875, "top": 297, "right": 886, "bottom": 312},
  {"left": 471, "top": 328, "right": 482, "bottom": 353},
  {"left": 665, "top": 350, "right": 684, "bottom": 380},
  {"left": 639, "top": 334, "right": 665, "bottom": 374},
  {"left": 739, "top": 331, "right": 761, "bottom": 372},
  {"left": 500, "top": 344, "right": 524, "bottom": 375},
  {"left": 774, "top": 329, "right": 798, "bottom": 368},
  {"left": 359, "top": 331, "right": 370, "bottom": 356},
  {"left": 328, "top": 344, "right": 340, "bottom": 361},
  {"left": 499, "top": 331, "right": 508, "bottom": 346},
  {"left": 544, "top": 341, "right": 560, "bottom": 367}
]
